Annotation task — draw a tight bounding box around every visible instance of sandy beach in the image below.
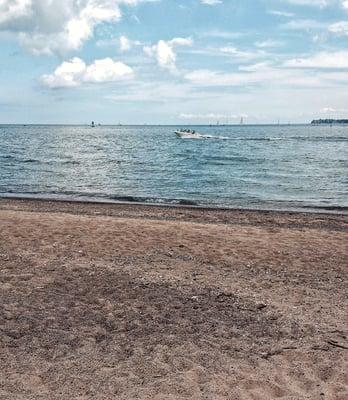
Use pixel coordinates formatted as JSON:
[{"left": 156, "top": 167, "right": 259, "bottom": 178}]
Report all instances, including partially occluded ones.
[{"left": 0, "top": 198, "right": 347, "bottom": 399}]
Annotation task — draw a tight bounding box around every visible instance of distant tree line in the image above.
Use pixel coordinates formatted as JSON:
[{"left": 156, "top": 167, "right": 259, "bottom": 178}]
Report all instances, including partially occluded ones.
[{"left": 311, "top": 119, "right": 348, "bottom": 125}]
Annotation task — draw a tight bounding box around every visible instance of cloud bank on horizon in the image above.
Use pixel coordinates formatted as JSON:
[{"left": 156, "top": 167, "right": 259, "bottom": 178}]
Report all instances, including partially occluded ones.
[{"left": 0, "top": 0, "right": 347, "bottom": 123}]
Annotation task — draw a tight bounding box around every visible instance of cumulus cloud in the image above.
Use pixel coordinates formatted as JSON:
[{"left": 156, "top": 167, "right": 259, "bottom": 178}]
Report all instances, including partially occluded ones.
[
  {"left": 119, "top": 35, "right": 142, "bottom": 51},
  {"left": 143, "top": 37, "right": 192, "bottom": 73},
  {"left": 120, "top": 35, "right": 131, "bottom": 51},
  {"left": 0, "top": 0, "right": 32, "bottom": 25},
  {"left": 41, "top": 57, "right": 133, "bottom": 88},
  {"left": 0, "top": 0, "right": 152, "bottom": 55}
]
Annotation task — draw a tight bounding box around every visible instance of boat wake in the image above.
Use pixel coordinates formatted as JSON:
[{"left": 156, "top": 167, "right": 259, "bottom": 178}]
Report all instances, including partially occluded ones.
[
  {"left": 175, "top": 131, "right": 230, "bottom": 140},
  {"left": 195, "top": 134, "right": 230, "bottom": 140},
  {"left": 177, "top": 134, "right": 348, "bottom": 142}
]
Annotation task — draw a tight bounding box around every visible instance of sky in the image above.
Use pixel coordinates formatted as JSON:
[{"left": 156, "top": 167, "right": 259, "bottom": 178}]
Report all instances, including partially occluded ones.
[{"left": 0, "top": 0, "right": 348, "bottom": 124}]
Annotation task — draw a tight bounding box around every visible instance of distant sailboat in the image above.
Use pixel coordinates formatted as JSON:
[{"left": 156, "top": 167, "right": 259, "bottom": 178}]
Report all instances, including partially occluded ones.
[{"left": 240, "top": 116, "right": 244, "bottom": 125}]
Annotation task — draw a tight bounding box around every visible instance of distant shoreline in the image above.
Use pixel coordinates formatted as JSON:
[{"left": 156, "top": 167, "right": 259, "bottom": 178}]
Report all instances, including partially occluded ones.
[{"left": 311, "top": 119, "right": 348, "bottom": 125}]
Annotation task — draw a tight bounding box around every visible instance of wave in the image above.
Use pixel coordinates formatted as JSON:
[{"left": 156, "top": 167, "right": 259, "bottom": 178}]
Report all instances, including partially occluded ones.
[
  {"left": 19, "top": 158, "right": 38, "bottom": 163},
  {"left": 60, "top": 160, "right": 80, "bottom": 165},
  {"left": 0, "top": 156, "right": 80, "bottom": 166},
  {"left": 109, "top": 195, "right": 198, "bottom": 206},
  {"left": 206, "top": 155, "right": 252, "bottom": 165}
]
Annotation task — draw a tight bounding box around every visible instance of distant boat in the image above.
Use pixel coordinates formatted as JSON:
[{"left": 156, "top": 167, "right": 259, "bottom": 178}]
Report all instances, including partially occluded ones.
[
  {"left": 240, "top": 117, "right": 244, "bottom": 125},
  {"left": 91, "top": 121, "right": 95, "bottom": 128}
]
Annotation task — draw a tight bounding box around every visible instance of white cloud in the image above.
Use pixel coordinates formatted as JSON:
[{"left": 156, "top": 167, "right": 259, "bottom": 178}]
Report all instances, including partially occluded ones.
[
  {"left": 168, "top": 37, "right": 193, "bottom": 46},
  {"left": 41, "top": 57, "right": 133, "bottom": 88},
  {"left": 198, "top": 30, "right": 245, "bottom": 39},
  {"left": 0, "top": 0, "right": 32, "bottom": 25},
  {"left": 255, "top": 39, "right": 283, "bottom": 48},
  {"left": 284, "top": 51, "right": 348, "bottom": 68},
  {"left": 0, "top": 0, "right": 153, "bottom": 55},
  {"left": 268, "top": 10, "right": 294, "bottom": 17},
  {"left": 343, "top": 1, "right": 348, "bottom": 9},
  {"left": 120, "top": 35, "right": 131, "bottom": 51},
  {"left": 200, "top": 0, "right": 222, "bottom": 5},
  {"left": 118, "top": 35, "right": 142, "bottom": 51},
  {"left": 84, "top": 58, "right": 133, "bottom": 83},
  {"left": 238, "top": 62, "right": 272, "bottom": 72},
  {"left": 329, "top": 21, "right": 348, "bottom": 35},
  {"left": 219, "top": 46, "right": 266, "bottom": 61},
  {"left": 143, "top": 37, "right": 192, "bottom": 73},
  {"left": 41, "top": 58, "right": 87, "bottom": 88}
]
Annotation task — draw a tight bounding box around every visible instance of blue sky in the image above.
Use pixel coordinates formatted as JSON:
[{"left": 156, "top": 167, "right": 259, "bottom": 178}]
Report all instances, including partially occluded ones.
[{"left": 0, "top": 0, "right": 347, "bottom": 124}]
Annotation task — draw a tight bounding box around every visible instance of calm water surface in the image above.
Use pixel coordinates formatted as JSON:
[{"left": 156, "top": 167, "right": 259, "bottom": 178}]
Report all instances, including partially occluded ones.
[{"left": 0, "top": 124, "right": 347, "bottom": 211}]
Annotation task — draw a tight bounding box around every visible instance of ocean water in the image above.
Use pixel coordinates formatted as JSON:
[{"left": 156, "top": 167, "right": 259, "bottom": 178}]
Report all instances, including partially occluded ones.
[{"left": 0, "top": 124, "right": 347, "bottom": 212}]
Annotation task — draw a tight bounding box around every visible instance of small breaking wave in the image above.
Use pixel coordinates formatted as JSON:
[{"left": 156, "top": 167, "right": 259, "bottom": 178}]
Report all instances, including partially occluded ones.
[{"left": 110, "top": 195, "right": 198, "bottom": 206}]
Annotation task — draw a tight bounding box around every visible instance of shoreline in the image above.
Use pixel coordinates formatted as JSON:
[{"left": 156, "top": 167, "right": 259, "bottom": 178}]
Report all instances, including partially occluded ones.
[
  {"left": 1, "top": 198, "right": 347, "bottom": 399},
  {"left": 1, "top": 194, "right": 347, "bottom": 215},
  {"left": 1, "top": 197, "right": 347, "bottom": 233}
]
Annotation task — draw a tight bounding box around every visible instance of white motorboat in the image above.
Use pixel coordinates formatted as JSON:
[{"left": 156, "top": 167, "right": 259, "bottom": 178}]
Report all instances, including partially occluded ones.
[{"left": 175, "top": 129, "right": 201, "bottom": 139}]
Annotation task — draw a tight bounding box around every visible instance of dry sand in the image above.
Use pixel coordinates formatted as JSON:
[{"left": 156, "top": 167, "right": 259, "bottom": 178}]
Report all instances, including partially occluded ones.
[{"left": 0, "top": 198, "right": 347, "bottom": 399}]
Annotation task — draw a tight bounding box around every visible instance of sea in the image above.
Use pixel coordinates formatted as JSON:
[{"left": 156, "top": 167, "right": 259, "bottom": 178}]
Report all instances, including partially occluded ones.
[{"left": 0, "top": 124, "right": 347, "bottom": 212}]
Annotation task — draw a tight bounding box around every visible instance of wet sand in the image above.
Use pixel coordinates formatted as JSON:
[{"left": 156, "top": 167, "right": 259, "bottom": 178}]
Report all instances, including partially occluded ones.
[{"left": 0, "top": 198, "right": 347, "bottom": 399}]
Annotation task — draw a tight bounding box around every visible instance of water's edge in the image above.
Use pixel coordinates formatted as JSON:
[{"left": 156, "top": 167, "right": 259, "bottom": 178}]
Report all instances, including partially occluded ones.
[{"left": 1, "top": 193, "right": 347, "bottom": 215}]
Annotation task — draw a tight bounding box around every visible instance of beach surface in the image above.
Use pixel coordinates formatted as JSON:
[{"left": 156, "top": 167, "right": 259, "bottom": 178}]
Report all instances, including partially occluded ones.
[{"left": 0, "top": 198, "right": 347, "bottom": 400}]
